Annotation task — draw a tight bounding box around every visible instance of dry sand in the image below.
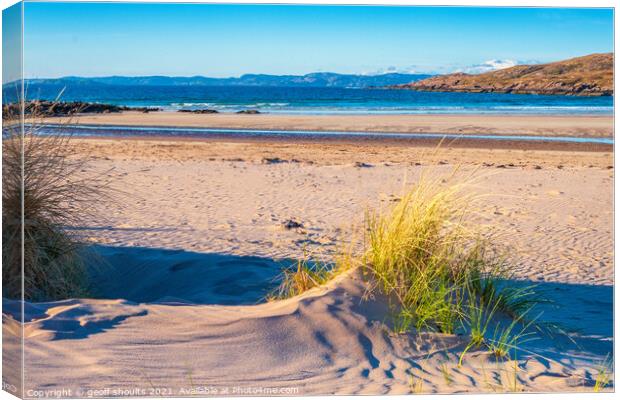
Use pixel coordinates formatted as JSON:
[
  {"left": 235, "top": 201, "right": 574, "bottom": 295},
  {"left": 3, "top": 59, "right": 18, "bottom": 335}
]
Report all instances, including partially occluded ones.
[
  {"left": 42, "top": 111, "right": 613, "bottom": 137},
  {"left": 3, "top": 137, "right": 613, "bottom": 396}
]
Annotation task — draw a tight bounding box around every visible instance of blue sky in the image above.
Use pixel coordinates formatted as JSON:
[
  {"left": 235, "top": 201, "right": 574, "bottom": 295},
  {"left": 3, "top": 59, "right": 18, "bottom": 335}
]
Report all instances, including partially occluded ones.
[{"left": 16, "top": 3, "right": 615, "bottom": 78}]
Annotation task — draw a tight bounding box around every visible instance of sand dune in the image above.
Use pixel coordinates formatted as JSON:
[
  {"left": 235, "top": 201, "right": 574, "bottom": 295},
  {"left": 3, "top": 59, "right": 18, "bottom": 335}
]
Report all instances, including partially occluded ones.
[
  {"left": 4, "top": 269, "right": 612, "bottom": 395},
  {"left": 2, "top": 139, "right": 613, "bottom": 395}
]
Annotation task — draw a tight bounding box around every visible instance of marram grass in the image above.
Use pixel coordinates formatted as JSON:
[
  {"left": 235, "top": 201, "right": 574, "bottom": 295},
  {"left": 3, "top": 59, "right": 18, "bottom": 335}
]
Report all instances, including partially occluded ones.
[
  {"left": 268, "top": 257, "right": 335, "bottom": 300},
  {"left": 365, "top": 172, "right": 510, "bottom": 332},
  {"left": 2, "top": 107, "right": 113, "bottom": 301},
  {"left": 363, "top": 171, "right": 546, "bottom": 364},
  {"left": 268, "top": 236, "right": 361, "bottom": 301}
]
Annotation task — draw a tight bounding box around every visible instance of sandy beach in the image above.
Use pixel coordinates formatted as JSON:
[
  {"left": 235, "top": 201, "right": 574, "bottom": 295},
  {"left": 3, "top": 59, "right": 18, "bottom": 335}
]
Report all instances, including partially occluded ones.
[{"left": 3, "top": 133, "right": 613, "bottom": 395}]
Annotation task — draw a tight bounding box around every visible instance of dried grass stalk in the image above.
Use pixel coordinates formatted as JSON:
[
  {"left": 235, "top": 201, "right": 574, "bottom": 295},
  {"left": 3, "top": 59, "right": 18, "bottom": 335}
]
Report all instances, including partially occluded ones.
[{"left": 3, "top": 103, "right": 113, "bottom": 300}]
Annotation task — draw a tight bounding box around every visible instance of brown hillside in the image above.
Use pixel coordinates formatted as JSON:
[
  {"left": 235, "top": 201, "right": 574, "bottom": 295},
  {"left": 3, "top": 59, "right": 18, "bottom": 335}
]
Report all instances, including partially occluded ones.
[{"left": 392, "top": 53, "right": 613, "bottom": 96}]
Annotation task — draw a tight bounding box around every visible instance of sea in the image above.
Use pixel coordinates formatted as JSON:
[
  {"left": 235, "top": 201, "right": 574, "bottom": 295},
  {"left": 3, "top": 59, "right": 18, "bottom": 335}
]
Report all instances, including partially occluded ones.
[{"left": 15, "top": 84, "right": 614, "bottom": 115}]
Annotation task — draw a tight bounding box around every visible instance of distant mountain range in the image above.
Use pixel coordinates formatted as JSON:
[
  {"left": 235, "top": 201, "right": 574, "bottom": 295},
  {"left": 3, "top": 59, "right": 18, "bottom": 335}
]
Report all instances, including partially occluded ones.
[
  {"left": 19, "top": 72, "right": 432, "bottom": 89},
  {"left": 390, "top": 53, "right": 613, "bottom": 96}
]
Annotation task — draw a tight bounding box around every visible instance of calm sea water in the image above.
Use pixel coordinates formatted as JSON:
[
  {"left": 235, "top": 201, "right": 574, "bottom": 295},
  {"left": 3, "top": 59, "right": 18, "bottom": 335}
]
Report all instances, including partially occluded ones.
[
  {"left": 17, "top": 84, "right": 613, "bottom": 115},
  {"left": 34, "top": 124, "right": 613, "bottom": 145}
]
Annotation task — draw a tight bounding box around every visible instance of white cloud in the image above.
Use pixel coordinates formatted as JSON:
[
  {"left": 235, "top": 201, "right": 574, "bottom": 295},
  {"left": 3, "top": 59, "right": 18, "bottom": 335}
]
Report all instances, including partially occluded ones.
[
  {"left": 456, "top": 59, "right": 518, "bottom": 74},
  {"left": 364, "top": 58, "right": 542, "bottom": 76},
  {"left": 362, "top": 65, "right": 436, "bottom": 75},
  {"left": 365, "top": 60, "right": 518, "bottom": 76}
]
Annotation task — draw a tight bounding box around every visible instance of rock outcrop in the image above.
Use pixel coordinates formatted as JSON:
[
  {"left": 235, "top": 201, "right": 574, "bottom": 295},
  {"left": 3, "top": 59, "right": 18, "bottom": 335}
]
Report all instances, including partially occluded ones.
[
  {"left": 177, "top": 109, "right": 219, "bottom": 114},
  {"left": 236, "top": 109, "right": 261, "bottom": 114},
  {"left": 2, "top": 101, "right": 160, "bottom": 118}
]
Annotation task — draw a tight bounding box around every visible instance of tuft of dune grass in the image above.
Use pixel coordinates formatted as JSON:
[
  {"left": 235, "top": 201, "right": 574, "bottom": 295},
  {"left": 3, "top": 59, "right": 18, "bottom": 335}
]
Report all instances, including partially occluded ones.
[
  {"left": 363, "top": 171, "right": 543, "bottom": 351},
  {"left": 364, "top": 171, "right": 484, "bottom": 334},
  {"left": 2, "top": 104, "right": 113, "bottom": 301},
  {"left": 267, "top": 257, "right": 335, "bottom": 300},
  {"left": 267, "top": 245, "right": 358, "bottom": 301}
]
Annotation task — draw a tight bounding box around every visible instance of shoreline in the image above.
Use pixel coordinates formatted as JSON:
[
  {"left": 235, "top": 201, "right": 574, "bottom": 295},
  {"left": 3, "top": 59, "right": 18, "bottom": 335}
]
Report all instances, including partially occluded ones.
[
  {"left": 72, "top": 133, "right": 613, "bottom": 153},
  {"left": 40, "top": 111, "right": 614, "bottom": 138}
]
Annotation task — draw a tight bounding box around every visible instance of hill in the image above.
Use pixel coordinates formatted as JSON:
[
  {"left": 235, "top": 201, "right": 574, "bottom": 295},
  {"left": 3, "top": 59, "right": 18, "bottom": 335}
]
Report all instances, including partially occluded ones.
[
  {"left": 17, "top": 72, "right": 431, "bottom": 89},
  {"left": 390, "top": 53, "right": 613, "bottom": 96}
]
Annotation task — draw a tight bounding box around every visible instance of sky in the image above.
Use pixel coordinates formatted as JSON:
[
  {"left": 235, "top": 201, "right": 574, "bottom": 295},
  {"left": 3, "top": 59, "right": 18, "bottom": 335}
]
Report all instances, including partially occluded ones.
[{"left": 10, "top": 3, "right": 616, "bottom": 79}]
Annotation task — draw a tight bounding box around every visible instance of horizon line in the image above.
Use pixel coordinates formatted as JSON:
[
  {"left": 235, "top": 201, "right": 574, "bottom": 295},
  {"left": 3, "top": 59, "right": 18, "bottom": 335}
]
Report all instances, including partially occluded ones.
[{"left": 21, "top": 71, "right": 434, "bottom": 80}]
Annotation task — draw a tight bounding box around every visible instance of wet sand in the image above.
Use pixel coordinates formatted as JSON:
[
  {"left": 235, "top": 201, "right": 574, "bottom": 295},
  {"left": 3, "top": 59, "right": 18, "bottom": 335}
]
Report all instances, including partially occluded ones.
[{"left": 42, "top": 111, "right": 614, "bottom": 137}]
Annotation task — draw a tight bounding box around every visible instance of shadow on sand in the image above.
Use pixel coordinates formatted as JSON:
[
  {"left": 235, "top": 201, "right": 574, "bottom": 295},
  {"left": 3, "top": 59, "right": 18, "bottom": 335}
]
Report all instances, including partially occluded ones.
[
  {"left": 3, "top": 244, "right": 612, "bottom": 361},
  {"left": 90, "top": 245, "right": 611, "bottom": 356},
  {"left": 88, "top": 245, "right": 288, "bottom": 306}
]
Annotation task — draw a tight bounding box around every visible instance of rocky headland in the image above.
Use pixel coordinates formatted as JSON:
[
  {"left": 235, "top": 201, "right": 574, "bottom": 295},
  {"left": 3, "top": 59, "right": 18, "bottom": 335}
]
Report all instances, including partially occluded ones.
[{"left": 389, "top": 53, "right": 613, "bottom": 96}]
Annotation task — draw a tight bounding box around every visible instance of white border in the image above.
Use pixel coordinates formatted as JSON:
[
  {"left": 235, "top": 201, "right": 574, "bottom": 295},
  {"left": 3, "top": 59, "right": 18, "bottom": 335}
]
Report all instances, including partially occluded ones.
[{"left": 0, "top": 1, "right": 616, "bottom": 400}]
